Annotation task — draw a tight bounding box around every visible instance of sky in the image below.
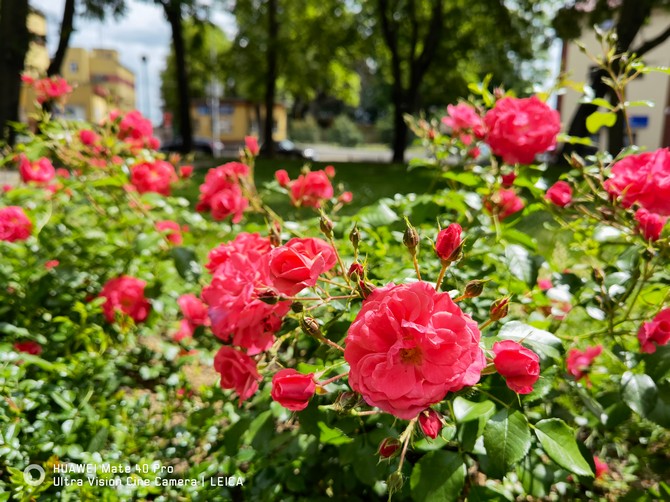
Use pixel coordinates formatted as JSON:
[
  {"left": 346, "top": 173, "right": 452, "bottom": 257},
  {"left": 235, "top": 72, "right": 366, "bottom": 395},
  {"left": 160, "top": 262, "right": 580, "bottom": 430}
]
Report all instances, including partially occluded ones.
[{"left": 31, "top": 0, "right": 234, "bottom": 125}]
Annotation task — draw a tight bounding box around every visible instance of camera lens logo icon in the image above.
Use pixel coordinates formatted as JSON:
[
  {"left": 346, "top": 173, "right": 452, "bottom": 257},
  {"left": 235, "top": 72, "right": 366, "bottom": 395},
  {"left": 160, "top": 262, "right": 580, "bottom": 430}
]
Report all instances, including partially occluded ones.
[{"left": 23, "top": 464, "right": 46, "bottom": 486}]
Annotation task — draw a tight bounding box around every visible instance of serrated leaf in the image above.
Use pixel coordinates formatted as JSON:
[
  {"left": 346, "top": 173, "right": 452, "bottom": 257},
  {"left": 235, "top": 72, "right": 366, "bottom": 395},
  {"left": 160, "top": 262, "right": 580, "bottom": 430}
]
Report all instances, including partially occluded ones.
[
  {"left": 497, "top": 321, "right": 563, "bottom": 360},
  {"left": 621, "top": 372, "right": 658, "bottom": 416},
  {"left": 533, "top": 419, "right": 593, "bottom": 477},
  {"left": 586, "top": 111, "right": 617, "bottom": 134},
  {"left": 483, "top": 409, "right": 531, "bottom": 474},
  {"left": 410, "top": 450, "right": 466, "bottom": 502},
  {"left": 452, "top": 397, "right": 495, "bottom": 423}
]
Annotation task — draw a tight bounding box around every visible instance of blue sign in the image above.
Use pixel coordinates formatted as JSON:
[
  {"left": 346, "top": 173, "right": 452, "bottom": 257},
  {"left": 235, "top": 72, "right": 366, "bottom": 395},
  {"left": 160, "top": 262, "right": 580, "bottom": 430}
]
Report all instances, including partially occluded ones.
[{"left": 630, "top": 115, "right": 649, "bottom": 129}]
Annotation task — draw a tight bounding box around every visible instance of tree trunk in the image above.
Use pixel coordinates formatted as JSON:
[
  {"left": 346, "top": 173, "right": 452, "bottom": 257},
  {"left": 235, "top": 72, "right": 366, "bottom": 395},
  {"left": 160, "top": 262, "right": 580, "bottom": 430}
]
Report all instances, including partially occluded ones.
[
  {"left": 391, "top": 88, "right": 407, "bottom": 164},
  {"left": 165, "top": 2, "right": 192, "bottom": 153},
  {"left": 0, "top": 0, "right": 30, "bottom": 146},
  {"left": 262, "top": 0, "right": 277, "bottom": 157},
  {"left": 47, "top": 0, "right": 76, "bottom": 77}
]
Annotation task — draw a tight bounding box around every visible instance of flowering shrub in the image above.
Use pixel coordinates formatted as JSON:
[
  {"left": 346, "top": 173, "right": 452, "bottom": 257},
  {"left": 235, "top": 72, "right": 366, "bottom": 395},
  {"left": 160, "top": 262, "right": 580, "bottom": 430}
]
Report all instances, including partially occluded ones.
[{"left": 2, "top": 47, "right": 670, "bottom": 502}]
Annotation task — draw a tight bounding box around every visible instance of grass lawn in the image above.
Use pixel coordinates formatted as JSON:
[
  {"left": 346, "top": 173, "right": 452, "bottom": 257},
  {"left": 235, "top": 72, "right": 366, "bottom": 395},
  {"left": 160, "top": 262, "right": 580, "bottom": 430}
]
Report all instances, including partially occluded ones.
[{"left": 181, "top": 157, "right": 436, "bottom": 216}]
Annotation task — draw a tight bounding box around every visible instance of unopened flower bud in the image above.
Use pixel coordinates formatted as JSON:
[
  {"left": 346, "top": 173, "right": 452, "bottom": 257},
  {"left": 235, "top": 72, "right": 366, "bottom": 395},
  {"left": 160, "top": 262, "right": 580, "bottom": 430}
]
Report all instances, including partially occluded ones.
[
  {"left": 333, "top": 391, "right": 360, "bottom": 411},
  {"left": 258, "top": 289, "right": 279, "bottom": 305},
  {"left": 300, "top": 316, "right": 322, "bottom": 338},
  {"left": 387, "top": 471, "right": 404, "bottom": 496},
  {"left": 320, "top": 214, "right": 334, "bottom": 238},
  {"left": 403, "top": 219, "right": 420, "bottom": 256},
  {"left": 592, "top": 268, "right": 604, "bottom": 285},
  {"left": 435, "top": 223, "right": 463, "bottom": 263},
  {"left": 490, "top": 297, "right": 510, "bottom": 321},
  {"left": 349, "top": 224, "right": 360, "bottom": 250},
  {"left": 269, "top": 221, "right": 281, "bottom": 247},
  {"left": 291, "top": 302, "right": 304, "bottom": 313},
  {"left": 463, "top": 280, "right": 486, "bottom": 299},
  {"left": 357, "top": 280, "right": 376, "bottom": 299},
  {"left": 493, "top": 87, "right": 505, "bottom": 99},
  {"left": 419, "top": 409, "right": 443, "bottom": 439},
  {"left": 348, "top": 262, "right": 364, "bottom": 282},
  {"left": 378, "top": 438, "right": 401, "bottom": 458}
]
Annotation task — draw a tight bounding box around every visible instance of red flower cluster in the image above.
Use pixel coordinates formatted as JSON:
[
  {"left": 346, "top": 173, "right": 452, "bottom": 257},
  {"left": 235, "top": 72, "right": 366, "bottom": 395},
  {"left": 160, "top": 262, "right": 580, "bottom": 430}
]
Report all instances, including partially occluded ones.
[
  {"left": 22, "top": 74, "right": 72, "bottom": 104},
  {"left": 442, "top": 103, "right": 485, "bottom": 146},
  {"left": 174, "top": 293, "right": 209, "bottom": 341},
  {"left": 484, "top": 188, "right": 524, "bottom": 220},
  {"left": 99, "top": 276, "right": 151, "bottom": 324},
  {"left": 344, "top": 281, "right": 486, "bottom": 419},
  {"left": 130, "top": 160, "right": 178, "bottom": 196},
  {"left": 18, "top": 154, "right": 55, "bottom": 184},
  {"left": 566, "top": 345, "right": 602, "bottom": 383},
  {"left": 604, "top": 148, "right": 670, "bottom": 216},
  {"left": 492, "top": 340, "right": 540, "bottom": 394},
  {"left": 112, "top": 109, "right": 160, "bottom": 151},
  {"left": 638, "top": 308, "right": 670, "bottom": 354},
  {"left": 196, "top": 162, "right": 250, "bottom": 223},
  {"left": 484, "top": 96, "right": 561, "bottom": 165},
  {"left": 285, "top": 170, "right": 334, "bottom": 208},
  {"left": 0, "top": 206, "right": 32, "bottom": 242}
]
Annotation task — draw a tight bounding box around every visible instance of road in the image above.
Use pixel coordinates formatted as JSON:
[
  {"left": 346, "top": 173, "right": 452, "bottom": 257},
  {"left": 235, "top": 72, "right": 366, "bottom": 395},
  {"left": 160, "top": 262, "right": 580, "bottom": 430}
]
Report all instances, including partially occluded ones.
[{"left": 304, "top": 144, "right": 427, "bottom": 163}]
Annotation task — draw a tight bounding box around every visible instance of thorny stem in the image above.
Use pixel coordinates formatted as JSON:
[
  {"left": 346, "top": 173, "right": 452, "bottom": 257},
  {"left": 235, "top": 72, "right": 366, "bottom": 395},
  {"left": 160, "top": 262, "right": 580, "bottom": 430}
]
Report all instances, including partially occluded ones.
[
  {"left": 283, "top": 294, "right": 357, "bottom": 302},
  {"left": 397, "top": 418, "right": 417, "bottom": 474},
  {"left": 328, "top": 235, "right": 352, "bottom": 287},
  {"left": 318, "top": 372, "right": 349, "bottom": 387}
]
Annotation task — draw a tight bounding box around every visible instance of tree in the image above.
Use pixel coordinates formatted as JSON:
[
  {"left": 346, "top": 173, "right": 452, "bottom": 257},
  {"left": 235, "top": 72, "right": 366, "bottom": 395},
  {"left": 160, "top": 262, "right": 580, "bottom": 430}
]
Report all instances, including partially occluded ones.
[
  {"left": 554, "top": 0, "right": 670, "bottom": 156},
  {"left": 0, "top": 0, "right": 30, "bottom": 146},
  {"left": 47, "top": 0, "right": 126, "bottom": 77}
]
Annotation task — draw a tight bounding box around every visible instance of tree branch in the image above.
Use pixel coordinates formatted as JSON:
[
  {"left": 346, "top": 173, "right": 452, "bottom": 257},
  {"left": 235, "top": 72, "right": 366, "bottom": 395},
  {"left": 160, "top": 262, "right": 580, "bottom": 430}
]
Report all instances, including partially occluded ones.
[{"left": 631, "top": 23, "right": 670, "bottom": 56}]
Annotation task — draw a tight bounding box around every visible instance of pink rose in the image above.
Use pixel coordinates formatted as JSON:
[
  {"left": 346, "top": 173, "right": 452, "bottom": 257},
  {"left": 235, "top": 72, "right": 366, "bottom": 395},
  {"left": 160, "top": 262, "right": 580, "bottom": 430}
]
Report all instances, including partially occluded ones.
[
  {"left": 79, "top": 129, "right": 99, "bottom": 146},
  {"left": 492, "top": 340, "right": 540, "bottom": 394},
  {"left": 208, "top": 185, "right": 248, "bottom": 223},
  {"left": 178, "top": 294, "right": 209, "bottom": 326},
  {"left": 338, "top": 191, "right": 353, "bottom": 204},
  {"left": 196, "top": 162, "right": 250, "bottom": 223},
  {"left": 130, "top": 160, "right": 177, "bottom": 195},
  {"left": 324, "top": 165, "right": 336, "bottom": 178},
  {"left": 267, "top": 237, "right": 337, "bottom": 296},
  {"left": 638, "top": 308, "right": 670, "bottom": 354},
  {"left": 270, "top": 369, "right": 316, "bottom": 411},
  {"left": 604, "top": 148, "right": 670, "bottom": 215},
  {"left": 442, "top": 103, "right": 485, "bottom": 138},
  {"left": 594, "top": 456, "right": 609, "bottom": 480},
  {"left": 635, "top": 208, "right": 667, "bottom": 241},
  {"left": 0, "top": 206, "right": 32, "bottom": 242},
  {"left": 289, "top": 170, "right": 334, "bottom": 208},
  {"left": 29, "top": 76, "right": 72, "bottom": 104},
  {"left": 435, "top": 223, "right": 463, "bottom": 262},
  {"left": 206, "top": 233, "right": 272, "bottom": 274},
  {"left": 484, "top": 188, "right": 525, "bottom": 219},
  {"left": 344, "top": 281, "right": 486, "bottom": 419},
  {"left": 538, "top": 278, "right": 553, "bottom": 291},
  {"left": 546, "top": 181, "right": 573, "bottom": 207},
  {"left": 173, "top": 319, "right": 194, "bottom": 342},
  {"left": 14, "top": 341, "right": 42, "bottom": 355},
  {"left": 19, "top": 155, "right": 55, "bottom": 184},
  {"left": 275, "top": 169, "right": 290, "bottom": 187},
  {"left": 99, "top": 276, "right": 151, "bottom": 323},
  {"left": 213, "top": 346, "right": 262, "bottom": 404},
  {"left": 484, "top": 96, "right": 561, "bottom": 165},
  {"left": 155, "top": 220, "right": 183, "bottom": 245},
  {"left": 45, "top": 260, "right": 59, "bottom": 269},
  {"left": 245, "top": 136, "right": 260, "bottom": 156},
  {"left": 566, "top": 345, "right": 602, "bottom": 383},
  {"left": 419, "top": 409, "right": 443, "bottom": 439},
  {"left": 179, "top": 165, "right": 193, "bottom": 178}
]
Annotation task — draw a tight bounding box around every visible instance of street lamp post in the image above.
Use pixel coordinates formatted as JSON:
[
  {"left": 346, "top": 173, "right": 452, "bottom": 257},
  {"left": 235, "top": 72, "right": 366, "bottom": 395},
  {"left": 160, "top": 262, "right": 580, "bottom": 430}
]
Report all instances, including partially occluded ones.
[{"left": 141, "top": 55, "right": 150, "bottom": 121}]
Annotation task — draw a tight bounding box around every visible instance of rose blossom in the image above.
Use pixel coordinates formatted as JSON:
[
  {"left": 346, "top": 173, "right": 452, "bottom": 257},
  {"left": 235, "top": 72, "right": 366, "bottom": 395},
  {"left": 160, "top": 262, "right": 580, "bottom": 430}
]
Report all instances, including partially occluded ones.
[
  {"left": 270, "top": 369, "right": 316, "bottom": 411},
  {"left": 484, "top": 96, "right": 561, "bottom": 165},
  {"left": 178, "top": 294, "right": 209, "bottom": 326},
  {"left": 289, "top": 170, "right": 334, "bottom": 208},
  {"left": 604, "top": 148, "right": 670, "bottom": 215},
  {"left": 14, "top": 341, "right": 42, "bottom": 355},
  {"left": 594, "top": 456, "right": 609, "bottom": 480},
  {"left": 442, "top": 102, "right": 485, "bottom": 138},
  {"left": 344, "top": 281, "right": 486, "bottom": 419},
  {"left": 267, "top": 237, "right": 337, "bottom": 296},
  {"left": 245, "top": 136, "right": 260, "bottom": 156},
  {"left": 155, "top": 220, "right": 183, "bottom": 245},
  {"left": 130, "top": 160, "right": 177, "bottom": 195},
  {"left": 205, "top": 233, "right": 272, "bottom": 273},
  {"left": 492, "top": 340, "right": 540, "bottom": 394},
  {"left": 99, "top": 276, "right": 151, "bottom": 323},
  {"left": 19, "top": 154, "right": 55, "bottom": 184},
  {"left": 546, "top": 181, "right": 573, "bottom": 207},
  {"left": 637, "top": 308, "right": 670, "bottom": 354},
  {"left": 338, "top": 191, "right": 353, "bottom": 204},
  {"left": 27, "top": 75, "right": 72, "bottom": 104},
  {"left": 566, "top": 345, "right": 602, "bottom": 383},
  {"left": 435, "top": 223, "right": 463, "bottom": 262},
  {"left": 179, "top": 165, "right": 194, "bottom": 178},
  {"left": 173, "top": 319, "right": 194, "bottom": 342},
  {"left": 196, "top": 162, "right": 250, "bottom": 223},
  {"left": 484, "top": 188, "right": 525, "bottom": 219},
  {"left": 501, "top": 172, "right": 517, "bottom": 187},
  {"left": 115, "top": 110, "right": 160, "bottom": 150},
  {"left": 635, "top": 208, "right": 667, "bottom": 241},
  {"left": 0, "top": 206, "right": 32, "bottom": 242},
  {"left": 79, "top": 129, "right": 99, "bottom": 146},
  {"left": 213, "top": 346, "right": 262, "bottom": 404},
  {"left": 419, "top": 409, "right": 443, "bottom": 439},
  {"left": 275, "top": 169, "right": 290, "bottom": 187},
  {"left": 45, "top": 260, "right": 59, "bottom": 269}
]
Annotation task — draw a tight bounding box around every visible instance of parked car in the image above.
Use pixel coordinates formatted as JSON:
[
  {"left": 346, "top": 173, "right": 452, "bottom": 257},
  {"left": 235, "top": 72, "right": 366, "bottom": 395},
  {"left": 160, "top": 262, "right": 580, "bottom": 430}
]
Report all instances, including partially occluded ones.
[
  {"left": 159, "top": 137, "right": 224, "bottom": 156},
  {"left": 271, "top": 140, "right": 315, "bottom": 160}
]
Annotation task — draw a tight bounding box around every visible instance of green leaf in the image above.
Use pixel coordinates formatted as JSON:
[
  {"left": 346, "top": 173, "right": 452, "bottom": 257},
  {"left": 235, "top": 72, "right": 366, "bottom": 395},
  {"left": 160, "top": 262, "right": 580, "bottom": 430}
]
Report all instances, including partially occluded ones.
[
  {"left": 586, "top": 111, "right": 617, "bottom": 134},
  {"left": 504, "top": 244, "right": 540, "bottom": 287},
  {"left": 533, "top": 419, "right": 593, "bottom": 477},
  {"left": 557, "top": 133, "right": 594, "bottom": 146},
  {"left": 452, "top": 397, "right": 495, "bottom": 423},
  {"left": 410, "top": 450, "right": 466, "bottom": 502},
  {"left": 580, "top": 97, "right": 614, "bottom": 110},
  {"left": 483, "top": 409, "right": 531, "bottom": 474},
  {"left": 621, "top": 372, "right": 658, "bottom": 416},
  {"left": 170, "top": 246, "right": 201, "bottom": 281},
  {"left": 357, "top": 200, "right": 399, "bottom": 227},
  {"left": 624, "top": 100, "right": 654, "bottom": 108},
  {"left": 497, "top": 321, "right": 563, "bottom": 360},
  {"left": 318, "top": 422, "right": 353, "bottom": 445}
]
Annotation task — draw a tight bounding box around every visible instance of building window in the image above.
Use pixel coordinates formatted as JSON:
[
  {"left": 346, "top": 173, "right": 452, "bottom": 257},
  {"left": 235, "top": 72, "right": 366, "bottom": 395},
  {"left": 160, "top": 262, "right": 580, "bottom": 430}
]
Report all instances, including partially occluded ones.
[{"left": 70, "top": 62, "right": 78, "bottom": 73}]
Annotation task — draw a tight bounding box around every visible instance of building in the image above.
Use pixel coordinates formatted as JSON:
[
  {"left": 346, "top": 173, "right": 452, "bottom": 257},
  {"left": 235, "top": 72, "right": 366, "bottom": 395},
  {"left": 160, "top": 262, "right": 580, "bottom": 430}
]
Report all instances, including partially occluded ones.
[
  {"left": 189, "top": 99, "right": 287, "bottom": 146},
  {"left": 23, "top": 9, "right": 49, "bottom": 77},
  {"left": 559, "top": 14, "right": 670, "bottom": 149}
]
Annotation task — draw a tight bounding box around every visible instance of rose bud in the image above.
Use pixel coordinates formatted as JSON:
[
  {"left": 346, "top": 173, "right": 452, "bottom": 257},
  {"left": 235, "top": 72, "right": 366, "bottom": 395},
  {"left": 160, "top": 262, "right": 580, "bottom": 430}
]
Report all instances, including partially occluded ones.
[
  {"left": 300, "top": 316, "right": 322, "bottom": 338},
  {"left": 635, "top": 208, "right": 667, "bottom": 241},
  {"left": 275, "top": 169, "right": 290, "bottom": 187},
  {"left": 490, "top": 297, "right": 510, "bottom": 321},
  {"left": 271, "top": 369, "right": 316, "bottom": 411},
  {"left": 320, "top": 214, "right": 334, "bottom": 238},
  {"left": 463, "top": 280, "right": 486, "bottom": 299},
  {"left": 387, "top": 471, "right": 404, "bottom": 495},
  {"left": 492, "top": 340, "right": 540, "bottom": 394},
  {"left": 435, "top": 223, "right": 463, "bottom": 263},
  {"left": 501, "top": 172, "right": 517, "bottom": 187},
  {"left": 290, "top": 301, "right": 304, "bottom": 313},
  {"left": 179, "top": 165, "right": 194, "bottom": 178},
  {"left": 338, "top": 191, "right": 353, "bottom": 204},
  {"left": 324, "top": 165, "right": 336, "bottom": 178},
  {"left": 357, "top": 280, "right": 375, "bottom": 299},
  {"left": 545, "top": 181, "right": 573, "bottom": 207},
  {"left": 349, "top": 224, "right": 361, "bottom": 250},
  {"left": 594, "top": 456, "right": 609, "bottom": 480},
  {"left": 419, "top": 409, "right": 443, "bottom": 439},
  {"left": 378, "top": 438, "right": 401, "bottom": 458},
  {"left": 245, "top": 135, "right": 260, "bottom": 156},
  {"left": 14, "top": 341, "right": 43, "bottom": 356},
  {"left": 403, "top": 219, "right": 420, "bottom": 256},
  {"left": 258, "top": 289, "right": 280, "bottom": 305}
]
